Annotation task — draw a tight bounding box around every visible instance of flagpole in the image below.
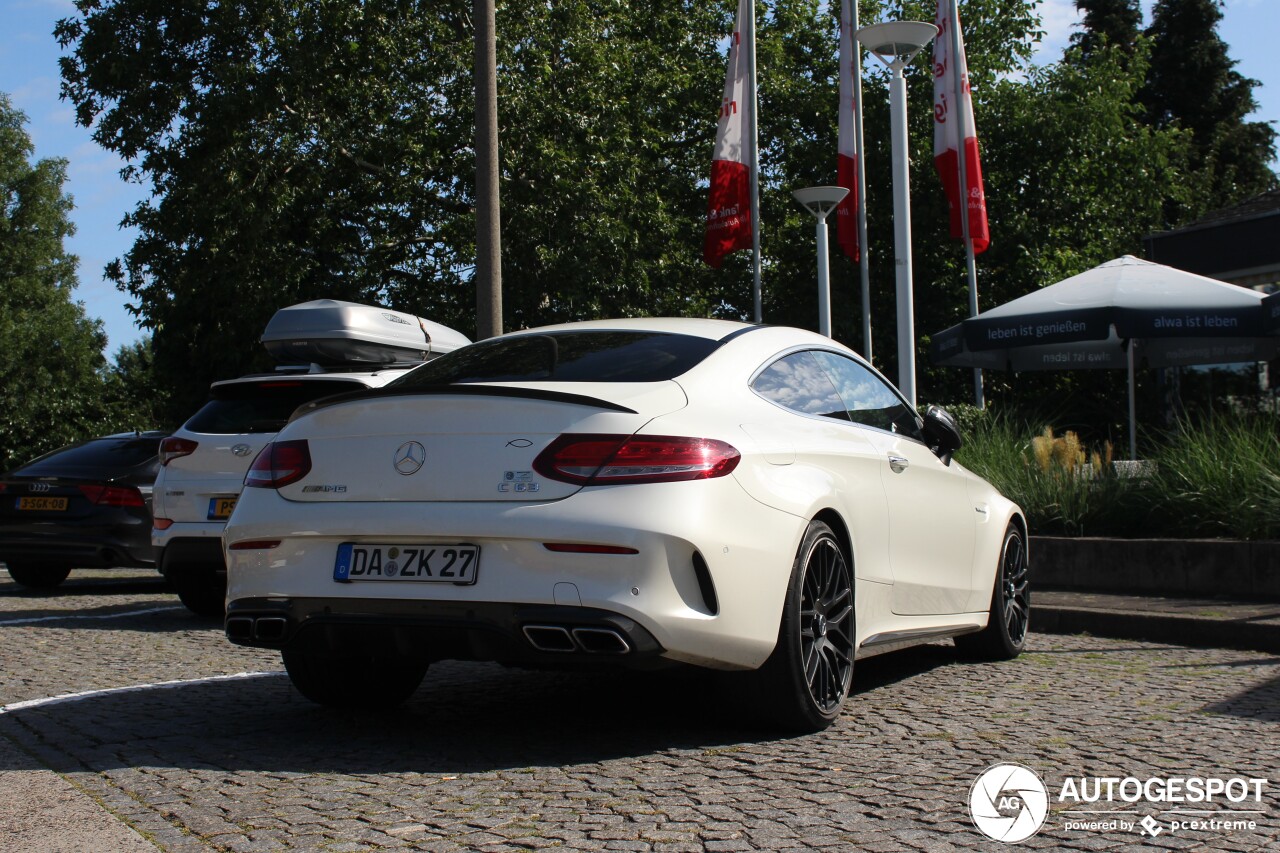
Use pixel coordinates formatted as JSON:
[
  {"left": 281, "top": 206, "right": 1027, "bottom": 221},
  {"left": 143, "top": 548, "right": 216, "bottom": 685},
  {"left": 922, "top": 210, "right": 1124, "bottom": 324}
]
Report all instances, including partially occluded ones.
[
  {"left": 852, "top": 0, "right": 872, "bottom": 363},
  {"left": 949, "top": 0, "right": 983, "bottom": 408},
  {"left": 746, "top": 0, "right": 763, "bottom": 324}
]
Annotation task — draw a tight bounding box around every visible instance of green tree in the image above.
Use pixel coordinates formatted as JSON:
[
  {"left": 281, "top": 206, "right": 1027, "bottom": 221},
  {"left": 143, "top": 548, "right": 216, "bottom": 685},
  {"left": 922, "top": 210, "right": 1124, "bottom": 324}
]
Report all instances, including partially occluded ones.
[
  {"left": 102, "top": 337, "right": 171, "bottom": 431},
  {"left": 56, "top": 0, "right": 735, "bottom": 422},
  {"left": 57, "top": 1, "right": 482, "bottom": 422},
  {"left": 0, "top": 93, "right": 117, "bottom": 468},
  {"left": 1069, "top": 0, "right": 1142, "bottom": 62},
  {"left": 1140, "top": 0, "right": 1277, "bottom": 214}
]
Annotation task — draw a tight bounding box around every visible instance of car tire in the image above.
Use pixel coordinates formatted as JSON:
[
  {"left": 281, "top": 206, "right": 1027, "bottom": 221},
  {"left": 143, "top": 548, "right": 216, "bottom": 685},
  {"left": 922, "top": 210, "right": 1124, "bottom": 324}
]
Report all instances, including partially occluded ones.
[
  {"left": 753, "top": 520, "right": 856, "bottom": 733},
  {"left": 4, "top": 563, "right": 72, "bottom": 589},
  {"left": 281, "top": 649, "right": 428, "bottom": 709},
  {"left": 955, "top": 522, "right": 1029, "bottom": 661},
  {"left": 172, "top": 569, "right": 227, "bottom": 618}
]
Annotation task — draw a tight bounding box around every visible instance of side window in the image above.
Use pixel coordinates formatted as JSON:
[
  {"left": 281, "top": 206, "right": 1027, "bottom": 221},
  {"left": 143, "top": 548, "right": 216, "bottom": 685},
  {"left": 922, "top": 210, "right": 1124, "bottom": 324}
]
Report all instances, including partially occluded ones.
[
  {"left": 810, "top": 350, "right": 923, "bottom": 439},
  {"left": 750, "top": 351, "right": 850, "bottom": 421}
]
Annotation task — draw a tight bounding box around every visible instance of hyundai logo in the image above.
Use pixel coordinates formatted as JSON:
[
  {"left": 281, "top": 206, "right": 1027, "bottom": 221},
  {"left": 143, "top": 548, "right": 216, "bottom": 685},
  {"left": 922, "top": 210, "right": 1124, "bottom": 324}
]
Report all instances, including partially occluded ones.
[
  {"left": 394, "top": 441, "right": 426, "bottom": 475},
  {"left": 231, "top": 443, "right": 252, "bottom": 457}
]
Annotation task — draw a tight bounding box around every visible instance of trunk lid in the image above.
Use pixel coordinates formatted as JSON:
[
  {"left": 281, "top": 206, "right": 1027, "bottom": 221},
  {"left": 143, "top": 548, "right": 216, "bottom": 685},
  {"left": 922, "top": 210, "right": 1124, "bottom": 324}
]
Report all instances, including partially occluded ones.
[{"left": 276, "top": 382, "right": 687, "bottom": 502}]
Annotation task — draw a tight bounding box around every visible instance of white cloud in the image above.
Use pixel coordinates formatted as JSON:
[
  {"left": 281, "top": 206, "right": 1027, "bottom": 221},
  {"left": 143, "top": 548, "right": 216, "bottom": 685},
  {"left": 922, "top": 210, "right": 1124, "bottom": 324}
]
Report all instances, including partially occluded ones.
[{"left": 1032, "top": 0, "right": 1084, "bottom": 64}]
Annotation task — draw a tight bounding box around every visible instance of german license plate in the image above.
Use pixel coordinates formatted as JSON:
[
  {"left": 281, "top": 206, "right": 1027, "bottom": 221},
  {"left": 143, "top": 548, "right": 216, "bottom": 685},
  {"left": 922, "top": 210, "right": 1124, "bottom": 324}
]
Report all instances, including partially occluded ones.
[
  {"left": 333, "top": 543, "right": 479, "bottom": 584},
  {"left": 207, "top": 497, "right": 238, "bottom": 520},
  {"left": 17, "top": 497, "right": 68, "bottom": 511}
]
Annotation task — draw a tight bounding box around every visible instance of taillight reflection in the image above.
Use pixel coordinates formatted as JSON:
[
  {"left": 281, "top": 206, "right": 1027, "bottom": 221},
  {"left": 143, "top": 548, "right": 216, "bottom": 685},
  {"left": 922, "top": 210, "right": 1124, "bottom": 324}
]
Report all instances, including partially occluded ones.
[
  {"left": 78, "top": 484, "right": 145, "bottom": 507},
  {"left": 533, "top": 434, "right": 740, "bottom": 485},
  {"left": 244, "top": 440, "right": 312, "bottom": 489}
]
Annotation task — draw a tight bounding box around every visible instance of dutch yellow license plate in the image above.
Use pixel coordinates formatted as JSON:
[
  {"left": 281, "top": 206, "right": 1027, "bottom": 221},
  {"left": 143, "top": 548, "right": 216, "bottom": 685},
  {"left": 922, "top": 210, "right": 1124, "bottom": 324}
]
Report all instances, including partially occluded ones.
[
  {"left": 207, "top": 497, "right": 238, "bottom": 520},
  {"left": 17, "top": 497, "right": 68, "bottom": 511}
]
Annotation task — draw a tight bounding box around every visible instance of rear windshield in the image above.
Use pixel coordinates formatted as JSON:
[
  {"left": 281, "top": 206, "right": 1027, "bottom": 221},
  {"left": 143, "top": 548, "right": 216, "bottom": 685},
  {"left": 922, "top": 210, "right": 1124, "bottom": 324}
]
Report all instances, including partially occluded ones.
[
  {"left": 185, "top": 379, "right": 366, "bottom": 434},
  {"left": 13, "top": 436, "right": 163, "bottom": 477},
  {"left": 390, "top": 332, "right": 719, "bottom": 386}
]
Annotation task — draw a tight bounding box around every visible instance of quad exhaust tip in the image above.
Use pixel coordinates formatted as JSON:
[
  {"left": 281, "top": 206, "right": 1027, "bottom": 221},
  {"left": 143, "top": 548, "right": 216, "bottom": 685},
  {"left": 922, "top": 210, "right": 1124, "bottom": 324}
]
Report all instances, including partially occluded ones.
[
  {"left": 523, "top": 624, "right": 631, "bottom": 654},
  {"left": 225, "top": 615, "right": 289, "bottom": 642}
]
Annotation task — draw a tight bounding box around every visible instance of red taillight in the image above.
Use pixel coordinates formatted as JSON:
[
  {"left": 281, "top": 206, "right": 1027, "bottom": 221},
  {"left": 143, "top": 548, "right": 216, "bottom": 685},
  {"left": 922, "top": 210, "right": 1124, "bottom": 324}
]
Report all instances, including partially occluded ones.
[
  {"left": 533, "top": 434, "right": 740, "bottom": 485},
  {"left": 245, "top": 440, "right": 312, "bottom": 489},
  {"left": 78, "top": 484, "right": 145, "bottom": 507},
  {"left": 159, "top": 437, "right": 198, "bottom": 466},
  {"left": 543, "top": 543, "right": 639, "bottom": 555},
  {"left": 154, "top": 517, "right": 174, "bottom": 530}
]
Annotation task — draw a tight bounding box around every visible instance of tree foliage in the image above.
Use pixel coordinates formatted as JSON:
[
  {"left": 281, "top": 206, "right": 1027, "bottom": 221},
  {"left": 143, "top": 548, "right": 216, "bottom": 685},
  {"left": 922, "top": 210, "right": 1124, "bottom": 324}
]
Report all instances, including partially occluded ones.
[
  {"left": 1140, "top": 0, "right": 1278, "bottom": 214},
  {"left": 0, "top": 94, "right": 128, "bottom": 468},
  {"left": 50, "top": 0, "right": 1274, "bottom": 436},
  {"left": 1070, "top": 0, "right": 1142, "bottom": 61}
]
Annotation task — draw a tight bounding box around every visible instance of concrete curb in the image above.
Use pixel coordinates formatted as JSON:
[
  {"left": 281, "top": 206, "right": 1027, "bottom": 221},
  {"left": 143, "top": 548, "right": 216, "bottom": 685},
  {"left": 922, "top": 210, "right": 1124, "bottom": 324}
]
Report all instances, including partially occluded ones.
[{"left": 1033, "top": 603, "right": 1280, "bottom": 654}]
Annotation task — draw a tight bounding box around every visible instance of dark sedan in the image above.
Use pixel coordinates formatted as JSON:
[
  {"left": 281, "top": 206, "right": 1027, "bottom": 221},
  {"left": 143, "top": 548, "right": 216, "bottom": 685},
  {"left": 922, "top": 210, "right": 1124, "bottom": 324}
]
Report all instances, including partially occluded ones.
[{"left": 0, "top": 431, "right": 168, "bottom": 589}]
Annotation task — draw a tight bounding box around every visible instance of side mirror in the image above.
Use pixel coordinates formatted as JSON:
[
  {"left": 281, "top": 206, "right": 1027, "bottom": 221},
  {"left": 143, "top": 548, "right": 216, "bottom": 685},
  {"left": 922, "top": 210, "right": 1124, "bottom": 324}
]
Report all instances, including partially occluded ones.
[{"left": 922, "top": 405, "right": 962, "bottom": 465}]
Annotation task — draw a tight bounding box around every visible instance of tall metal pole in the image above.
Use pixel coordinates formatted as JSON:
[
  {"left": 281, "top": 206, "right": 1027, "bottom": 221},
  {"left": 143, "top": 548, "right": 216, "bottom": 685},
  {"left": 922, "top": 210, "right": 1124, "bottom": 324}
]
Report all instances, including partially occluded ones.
[
  {"left": 888, "top": 67, "right": 917, "bottom": 407},
  {"left": 817, "top": 217, "right": 832, "bottom": 338},
  {"left": 474, "top": 0, "right": 503, "bottom": 339},
  {"left": 948, "top": 0, "right": 983, "bottom": 407},
  {"left": 746, "top": 0, "right": 763, "bottom": 324}
]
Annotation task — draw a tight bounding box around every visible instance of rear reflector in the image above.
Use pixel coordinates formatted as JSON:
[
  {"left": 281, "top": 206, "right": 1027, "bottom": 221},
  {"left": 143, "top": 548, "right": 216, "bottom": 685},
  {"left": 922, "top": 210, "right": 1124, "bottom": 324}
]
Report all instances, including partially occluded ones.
[
  {"left": 153, "top": 518, "right": 174, "bottom": 530},
  {"left": 245, "top": 440, "right": 312, "bottom": 489},
  {"left": 543, "top": 543, "right": 639, "bottom": 555},
  {"left": 533, "top": 434, "right": 740, "bottom": 485},
  {"left": 78, "top": 484, "right": 146, "bottom": 507},
  {"left": 228, "top": 540, "right": 281, "bottom": 550},
  {"left": 159, "top": 437, "right": 198, "bottom": 466}
]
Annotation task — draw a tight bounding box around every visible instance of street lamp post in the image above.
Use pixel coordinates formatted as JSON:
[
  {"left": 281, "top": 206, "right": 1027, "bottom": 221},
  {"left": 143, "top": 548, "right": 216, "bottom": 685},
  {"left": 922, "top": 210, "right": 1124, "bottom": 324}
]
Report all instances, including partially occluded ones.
[
  {"left": 792, "top": 186, "right": 849, "bottom": 339},
  {"left": 855, "top": 21, "right": 938, "bottom": 407}
]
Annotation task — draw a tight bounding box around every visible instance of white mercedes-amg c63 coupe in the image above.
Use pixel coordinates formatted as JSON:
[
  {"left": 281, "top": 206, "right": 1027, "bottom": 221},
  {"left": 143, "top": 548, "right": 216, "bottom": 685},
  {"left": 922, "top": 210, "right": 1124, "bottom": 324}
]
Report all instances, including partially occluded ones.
[{"left": 223, "top": 318, "right": 1028, "bottom": 731}]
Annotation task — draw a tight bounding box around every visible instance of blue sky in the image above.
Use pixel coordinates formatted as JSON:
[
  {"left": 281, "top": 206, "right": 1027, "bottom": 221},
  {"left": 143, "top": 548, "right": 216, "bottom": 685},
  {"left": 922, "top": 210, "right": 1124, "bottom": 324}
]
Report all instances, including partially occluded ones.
[{"left": 2, "top": 0, "right": 1277, "bottom": 359}]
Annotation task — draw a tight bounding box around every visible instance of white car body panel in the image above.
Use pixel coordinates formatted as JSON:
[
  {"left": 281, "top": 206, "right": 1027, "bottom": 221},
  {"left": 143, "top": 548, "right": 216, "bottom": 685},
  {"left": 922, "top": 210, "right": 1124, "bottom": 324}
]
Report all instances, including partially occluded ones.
[{"left": 222, "top": 319, "right": 1025, "bottom": 676}]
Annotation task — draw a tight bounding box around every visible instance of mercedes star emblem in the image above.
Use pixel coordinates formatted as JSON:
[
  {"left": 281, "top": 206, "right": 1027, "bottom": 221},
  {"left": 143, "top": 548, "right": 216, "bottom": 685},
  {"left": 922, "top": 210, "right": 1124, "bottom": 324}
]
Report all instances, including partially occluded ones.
[{"left": 394, "top": 441, "right": 426, "bottom": 475}]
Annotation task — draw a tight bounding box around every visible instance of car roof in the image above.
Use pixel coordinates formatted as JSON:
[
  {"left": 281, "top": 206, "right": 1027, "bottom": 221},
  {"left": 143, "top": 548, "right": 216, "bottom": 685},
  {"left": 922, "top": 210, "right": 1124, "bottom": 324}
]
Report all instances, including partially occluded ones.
[{"left": 497, "top": 317, "right": 757, "bottom": 341}]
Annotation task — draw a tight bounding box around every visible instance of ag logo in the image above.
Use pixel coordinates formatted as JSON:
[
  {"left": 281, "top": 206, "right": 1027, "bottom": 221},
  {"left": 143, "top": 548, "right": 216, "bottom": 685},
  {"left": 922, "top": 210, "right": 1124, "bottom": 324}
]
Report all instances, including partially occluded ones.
[{"left": 969, "top": 763, "right": 1049, "bottom": 843}]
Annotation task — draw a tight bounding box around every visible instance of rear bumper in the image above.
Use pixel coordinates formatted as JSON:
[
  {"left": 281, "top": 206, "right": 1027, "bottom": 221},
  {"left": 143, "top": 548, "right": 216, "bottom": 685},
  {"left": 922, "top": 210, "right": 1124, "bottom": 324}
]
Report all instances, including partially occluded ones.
[
  {"left": 225, "top": 596, "right": 668, "bottom": 668},
  {"left": 224, "top": 478, "right": 807, "bottom": 670},
  {"left": 0, "top": 527, "right": 154, "bottom": 568},
  {"left": 156, "top": 536, "right": 226, "bottom": 577}
]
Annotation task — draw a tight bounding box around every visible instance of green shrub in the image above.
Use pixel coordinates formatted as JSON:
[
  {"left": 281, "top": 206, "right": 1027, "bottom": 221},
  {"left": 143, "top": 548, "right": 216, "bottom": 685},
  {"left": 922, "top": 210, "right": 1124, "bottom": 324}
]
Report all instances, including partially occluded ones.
[
  {"left": 1147, "top": 416, "right": 1280, "bottom": 540},
  {"left": 957, "top": 416, "right": 1145, "bottom": 537},
  {"left": 955, "top": 411, "right": 1280, "bottom": 540}
]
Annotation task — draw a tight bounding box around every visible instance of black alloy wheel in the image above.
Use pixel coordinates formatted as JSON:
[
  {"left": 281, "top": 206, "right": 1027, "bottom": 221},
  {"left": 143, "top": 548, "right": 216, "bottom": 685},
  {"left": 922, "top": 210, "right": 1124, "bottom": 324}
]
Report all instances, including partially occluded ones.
[
  {"left": 756, "top": 520, "right": 855, "bottom": 732},
  {"left": 956, "top": 523, "right": 1029, "bottom": 660}
]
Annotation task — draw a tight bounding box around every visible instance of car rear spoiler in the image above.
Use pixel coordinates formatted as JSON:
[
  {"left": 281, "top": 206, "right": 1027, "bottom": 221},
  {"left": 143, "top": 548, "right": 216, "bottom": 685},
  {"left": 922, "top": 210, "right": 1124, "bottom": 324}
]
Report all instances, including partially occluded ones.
[{"left": 289, "top": 384, "right": 639, "bottom": 423}]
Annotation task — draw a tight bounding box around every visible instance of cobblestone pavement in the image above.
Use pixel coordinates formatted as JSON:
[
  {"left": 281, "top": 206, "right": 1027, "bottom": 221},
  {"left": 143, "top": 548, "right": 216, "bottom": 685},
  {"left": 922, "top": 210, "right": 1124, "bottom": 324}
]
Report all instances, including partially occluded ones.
[{"left": 1, "top": 570, "right": 1278, "bottom": 851}]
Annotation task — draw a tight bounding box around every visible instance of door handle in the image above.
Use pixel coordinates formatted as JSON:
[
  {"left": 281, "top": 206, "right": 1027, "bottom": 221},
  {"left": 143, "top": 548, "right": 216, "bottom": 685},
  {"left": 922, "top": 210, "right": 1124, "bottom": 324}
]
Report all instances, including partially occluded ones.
[{"left": 888, "top": 455, "right": 909, "bottom": 473}]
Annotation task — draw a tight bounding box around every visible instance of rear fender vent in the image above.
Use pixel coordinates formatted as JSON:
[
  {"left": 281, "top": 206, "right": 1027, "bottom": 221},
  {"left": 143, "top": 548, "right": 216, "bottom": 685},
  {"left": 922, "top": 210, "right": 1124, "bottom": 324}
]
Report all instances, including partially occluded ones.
[{"left": 691, "top": 551, "right": 719, "bottom": 616}]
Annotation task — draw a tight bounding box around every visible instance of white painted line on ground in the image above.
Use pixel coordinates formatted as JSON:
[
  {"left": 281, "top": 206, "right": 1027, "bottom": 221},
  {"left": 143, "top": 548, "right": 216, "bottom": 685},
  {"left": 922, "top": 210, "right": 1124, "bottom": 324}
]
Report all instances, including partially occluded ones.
[
  {"left": 0, "top": 671, "right": 286, "bottom": 715},
  {"left": 0, "top": 605, "right": 186, "bottom": 627}
]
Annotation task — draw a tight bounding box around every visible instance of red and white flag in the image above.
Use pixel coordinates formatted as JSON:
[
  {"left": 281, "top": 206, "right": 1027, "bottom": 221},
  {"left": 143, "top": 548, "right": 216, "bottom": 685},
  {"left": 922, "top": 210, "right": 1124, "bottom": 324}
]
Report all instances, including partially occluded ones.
[
  {"left": 835, "top": 0, "right": 860, "bottom": 261},
  {"left": 703, "top": 0, "right": 753, "bottom": 268},
  {"left": 932, "top": 0, "right": 990, "bottom": 254}
]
